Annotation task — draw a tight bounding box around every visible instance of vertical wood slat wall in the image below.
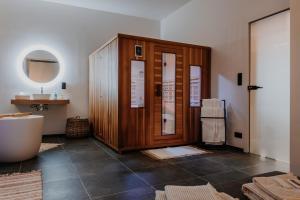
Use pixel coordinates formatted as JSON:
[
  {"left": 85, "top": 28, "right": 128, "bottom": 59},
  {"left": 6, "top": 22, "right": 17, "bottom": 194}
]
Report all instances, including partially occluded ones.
[
  {"left": 89, "top": 34, "right": 211, "bottom": 153},
  {"left": 89, "top": 38, "right": 119, "bottom": 150}
]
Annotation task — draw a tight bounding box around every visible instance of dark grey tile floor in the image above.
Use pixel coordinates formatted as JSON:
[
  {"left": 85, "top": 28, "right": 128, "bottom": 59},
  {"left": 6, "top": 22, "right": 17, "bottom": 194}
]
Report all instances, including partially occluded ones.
[{"left": 0, "top": 136, "right": 289, "bottom": 200}]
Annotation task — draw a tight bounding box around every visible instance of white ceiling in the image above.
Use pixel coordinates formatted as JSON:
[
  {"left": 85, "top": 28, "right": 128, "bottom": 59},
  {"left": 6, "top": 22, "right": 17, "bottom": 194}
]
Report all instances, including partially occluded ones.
[{"left": 42, "top": 0, "right": 191, "bottom": 20}]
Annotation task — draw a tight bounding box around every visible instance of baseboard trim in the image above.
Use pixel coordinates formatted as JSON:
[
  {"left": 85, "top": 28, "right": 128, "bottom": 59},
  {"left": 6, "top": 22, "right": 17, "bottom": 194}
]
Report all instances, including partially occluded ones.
[
  {"left": 42, "top": 134, "right": 65, "bottom": 137},
  {"left": 226, "top": 145, "right": 244, "bottom": 152},
  {"left": 198, "top": 143, "right": 244, "bottom": 152}
]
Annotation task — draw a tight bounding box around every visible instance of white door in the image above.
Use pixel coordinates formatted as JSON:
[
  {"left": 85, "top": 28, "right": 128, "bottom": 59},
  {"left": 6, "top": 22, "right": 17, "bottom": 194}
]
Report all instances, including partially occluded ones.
[{"left": 250, "top": 11, "right": 290, "bottom": 163}]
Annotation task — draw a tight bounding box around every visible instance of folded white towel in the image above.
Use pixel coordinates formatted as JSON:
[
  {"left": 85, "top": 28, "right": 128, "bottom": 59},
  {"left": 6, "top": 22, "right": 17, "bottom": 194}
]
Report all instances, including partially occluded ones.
[
  {"left": 159, "top": 183, "right": 237, "bottom": 200},
  {"left": 288, "top": 179, "right": 300, "bottom": 189},
  {"left": 242, "top": 173, "right": 300, "bottom": 200},
  {"left": 252, "top": 173, "right": 300, "bottom": 200},
  {"left": 164, "top": 184, "right": 218, "bottom": 200},
  {"left": 155, "top": 191, "right": 167, "bottom": 200},
  {"left": 242, "top": 183, "right": 274, "bottom": 200}
]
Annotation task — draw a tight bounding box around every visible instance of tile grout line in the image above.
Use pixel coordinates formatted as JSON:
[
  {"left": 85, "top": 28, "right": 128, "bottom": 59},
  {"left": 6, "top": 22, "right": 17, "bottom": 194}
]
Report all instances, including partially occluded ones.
[
  {"left": 167, "top": 154, "right": 265, "bottom": 184},
  {"left": 91, "top": 139, "right": 237, "bottom": 191},
  {"left": 91, "top": 139, "right": 157, "bottom": 191},
  {"left": 90, "top": 139, "right": 246, "bottom": 193},
  {"left": 93, "top": 187, "right": 154, "bottom": 200},
  {"left": 59, "top": 137, "right": 93, "bottom": 200},
  {"left": 165, "top": 155, "right": 236, "bottom": 183},
  {"left": 167, "top": 159, "right": 200, "bottom": 177},
  {"left": 88, "top": 141, "right": 158, "bottom": 199},
  {"left": 65, "top": 137, "right": 153, "bottom": 200},
  {"left": 72, "top": 165, "right": 93, "bottom": 200},
  {"left": 67, "top": 138, "right": 271, "bottom": 199},
  {"left": 168, "top": 161, "right": 232, "bottom": 184}
]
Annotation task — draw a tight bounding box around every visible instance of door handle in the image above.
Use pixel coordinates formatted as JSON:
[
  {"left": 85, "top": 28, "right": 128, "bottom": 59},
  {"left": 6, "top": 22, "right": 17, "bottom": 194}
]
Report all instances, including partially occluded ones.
[
  {"left": 155, "top": 84, "right": 162, "bottom": 97},
  {"left": 248, "top": 85, "right": 263, "bottom": 91}
]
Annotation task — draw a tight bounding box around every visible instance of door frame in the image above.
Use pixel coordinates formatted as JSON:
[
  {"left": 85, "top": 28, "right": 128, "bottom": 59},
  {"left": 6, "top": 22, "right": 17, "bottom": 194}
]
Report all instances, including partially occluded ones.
[{"left": 248, "top": 8, "right": 290, "bottom": 153}]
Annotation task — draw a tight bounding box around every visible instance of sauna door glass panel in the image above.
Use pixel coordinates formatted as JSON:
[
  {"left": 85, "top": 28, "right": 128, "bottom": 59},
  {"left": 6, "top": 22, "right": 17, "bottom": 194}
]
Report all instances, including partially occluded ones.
[
  {"left": 131, "top": 60, "right": 145, "bottom": 108},
  {"left": 162, "top": 53, "right": 176, "bottom": 135},
  {"left": 190, "top": 66, "right": 201, "bottom": 107}
]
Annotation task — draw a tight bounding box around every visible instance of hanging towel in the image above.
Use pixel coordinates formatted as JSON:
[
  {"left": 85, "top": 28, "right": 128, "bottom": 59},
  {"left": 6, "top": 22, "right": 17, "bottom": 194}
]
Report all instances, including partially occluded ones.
[
  {"left": 201, "top": 99, "right": 225, "bottom": 144},
  {"left": 202, "top": 119, "right": 216, "bottom": 143},
  {"left": 202, "top": 98, "right": 223, "bottom": 108},
  {"left": 201, "top": 107, "right": 224, "bottom": 118},
  {"left": 215, "top": 118, "right": 225, "bottom": 142},
  {"left": 201, "top": 119, "right": 225, "bottom": 143}
]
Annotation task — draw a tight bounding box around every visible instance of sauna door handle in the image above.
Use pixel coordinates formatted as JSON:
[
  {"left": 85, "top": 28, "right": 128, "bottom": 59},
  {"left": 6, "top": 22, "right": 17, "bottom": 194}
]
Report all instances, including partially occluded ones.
[{"left": 155, "top": 84, "right": 162, "bottom": 97}]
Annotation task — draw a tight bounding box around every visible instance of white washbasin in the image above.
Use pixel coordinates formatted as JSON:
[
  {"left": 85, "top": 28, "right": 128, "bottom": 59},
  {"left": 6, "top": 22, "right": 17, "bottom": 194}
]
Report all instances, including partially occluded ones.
[{"left": 32, "top": 94, "right": 51, "bottom": 100}]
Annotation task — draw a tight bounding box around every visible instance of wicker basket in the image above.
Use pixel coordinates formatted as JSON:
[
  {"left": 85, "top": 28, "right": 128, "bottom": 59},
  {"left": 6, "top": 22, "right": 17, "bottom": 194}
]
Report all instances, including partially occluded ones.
[{"left": 66, "top": 116, "right": 90, "bottom": 138}]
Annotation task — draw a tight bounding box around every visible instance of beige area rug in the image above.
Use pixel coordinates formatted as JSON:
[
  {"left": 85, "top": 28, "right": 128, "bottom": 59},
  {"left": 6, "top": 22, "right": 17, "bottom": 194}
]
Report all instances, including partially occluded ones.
[
  {"left": 39, "top": 143, "right": 63, "bottom": 153},
  {"left": 142, "top": 146, "right": 208, "bottom": 160},
  {"left": 0, "top": 171, "right": 42, "bottom": 200}
]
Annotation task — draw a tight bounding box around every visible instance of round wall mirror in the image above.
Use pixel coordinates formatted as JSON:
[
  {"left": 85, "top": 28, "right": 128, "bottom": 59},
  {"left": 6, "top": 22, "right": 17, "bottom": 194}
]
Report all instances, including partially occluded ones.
[{"left": 23, "top": 50, "right": 60, "bottom": 84}]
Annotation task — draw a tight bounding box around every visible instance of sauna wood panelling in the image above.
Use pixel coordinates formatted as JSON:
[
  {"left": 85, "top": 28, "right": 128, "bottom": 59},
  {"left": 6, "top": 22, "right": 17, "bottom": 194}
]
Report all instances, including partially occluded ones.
[
  {"left": 118, "top": 38, "right": 147, "bottom": 149},
  {"left": 187, "top": 47, "right": 211, "bottom": 144},
  {"left": 89, "top": 38, "right": 119, "bottom": 150},
  {"left": 90, "top": 34, "right": 211, "bottom": 152}
]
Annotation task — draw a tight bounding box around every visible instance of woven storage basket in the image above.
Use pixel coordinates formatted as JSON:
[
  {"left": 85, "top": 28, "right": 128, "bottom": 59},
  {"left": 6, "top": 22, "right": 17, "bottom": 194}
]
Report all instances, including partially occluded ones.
[{"left": 66, "top": 116, "right": 90, "bottom": 138}]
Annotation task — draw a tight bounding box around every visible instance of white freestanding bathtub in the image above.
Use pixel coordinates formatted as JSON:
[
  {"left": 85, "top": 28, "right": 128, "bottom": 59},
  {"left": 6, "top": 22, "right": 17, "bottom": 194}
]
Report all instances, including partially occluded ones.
[{"left": 0, "top": 115, "right": 44, "bottom": 162}]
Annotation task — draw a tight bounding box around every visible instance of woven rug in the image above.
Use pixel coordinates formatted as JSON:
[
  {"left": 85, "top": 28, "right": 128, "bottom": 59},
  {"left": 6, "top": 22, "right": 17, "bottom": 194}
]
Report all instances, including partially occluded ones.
[
  {"left": 142, "top": 146, "right": 208, "bottom": 160},
  {"left": 0, "top": 171, "right": 42, "bottom": 200}
]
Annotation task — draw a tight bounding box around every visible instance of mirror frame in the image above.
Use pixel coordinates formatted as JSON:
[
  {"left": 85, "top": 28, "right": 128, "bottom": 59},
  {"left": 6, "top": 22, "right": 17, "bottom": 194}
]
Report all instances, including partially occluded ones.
[{"left": 17, "top": 45, "right": 65, "bottom": 87}]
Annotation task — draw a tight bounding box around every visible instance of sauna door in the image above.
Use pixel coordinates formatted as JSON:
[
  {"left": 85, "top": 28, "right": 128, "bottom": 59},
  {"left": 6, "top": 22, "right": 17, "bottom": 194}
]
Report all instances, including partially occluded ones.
[{"left": 150, "top": 46, "right": 184, "bottom": 144}]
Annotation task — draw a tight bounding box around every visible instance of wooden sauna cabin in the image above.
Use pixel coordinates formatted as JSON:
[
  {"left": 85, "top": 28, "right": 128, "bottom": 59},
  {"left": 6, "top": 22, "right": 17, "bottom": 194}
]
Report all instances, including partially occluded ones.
[{"left": 89, "top": 34, "right": 211, "bottom": 153}]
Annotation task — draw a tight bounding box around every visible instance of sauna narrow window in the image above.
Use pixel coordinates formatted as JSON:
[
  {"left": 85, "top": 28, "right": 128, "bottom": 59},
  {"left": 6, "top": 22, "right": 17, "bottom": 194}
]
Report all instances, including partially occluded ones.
[
  {"left": 162, "top": 53, "right": 176, "bottom": 135},
  {"left": 131, "top": 60, "right": 145, "bottom": 108},
  {"left": 190, "top": 66, "right": 202, "bottom": 107}
]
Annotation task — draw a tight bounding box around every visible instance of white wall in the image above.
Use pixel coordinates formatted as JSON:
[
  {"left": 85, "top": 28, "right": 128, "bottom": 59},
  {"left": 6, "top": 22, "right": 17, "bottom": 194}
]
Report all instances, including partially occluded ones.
[
  {"left": 0, "top": 0, "right": 160, "bottom": 135},
  {"left": 290, "top": 0, "right": 300, "bottom": 176},
  {"left": 161, "top": 0, "right": 289, "bottom": 150}
]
